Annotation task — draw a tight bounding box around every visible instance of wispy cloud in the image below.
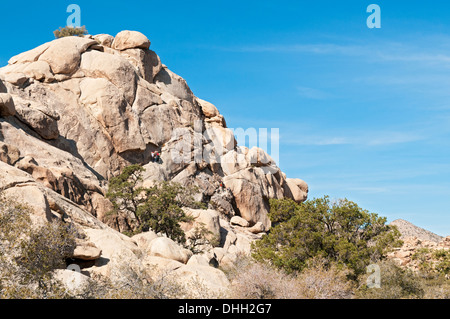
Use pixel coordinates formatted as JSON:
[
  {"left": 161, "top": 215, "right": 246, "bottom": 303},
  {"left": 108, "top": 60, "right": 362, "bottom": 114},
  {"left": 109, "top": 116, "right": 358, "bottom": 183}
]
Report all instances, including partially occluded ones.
[
  {"left": 229, "top": 43, "right": 368, "bottom": 56},
  {"left": 282, "top": 130, "right": 424, "bottom": 147},
  {"left": 222, "top": 38, "right": 450, "bottom": 67},
  {"left": 296, "top": 86, "right": 332, "bottom": 100}
]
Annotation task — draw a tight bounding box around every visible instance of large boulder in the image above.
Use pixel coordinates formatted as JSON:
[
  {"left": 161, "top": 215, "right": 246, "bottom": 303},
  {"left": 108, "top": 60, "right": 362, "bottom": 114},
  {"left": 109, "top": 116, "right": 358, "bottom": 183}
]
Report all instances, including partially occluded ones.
[
  {"left": 147, "top": 237, "right": 193, "bottom": 264},
  {"left": 80, "top": 49, "right": 138, "bottom": 105},
  {"left": 72, "top": 240, "right": 102, "bottom": 261},
  {"left": 181, "top": 208, "right": 222, "bottom": 244},
  {"left": 38, "top": 36, "right": 97, "bottom": 74},
  {"left": 112, "top": 30, "right": 151, "bottom": 51},
  {"left": 284, "top": 178, "right": 309, "bottom": 203}
]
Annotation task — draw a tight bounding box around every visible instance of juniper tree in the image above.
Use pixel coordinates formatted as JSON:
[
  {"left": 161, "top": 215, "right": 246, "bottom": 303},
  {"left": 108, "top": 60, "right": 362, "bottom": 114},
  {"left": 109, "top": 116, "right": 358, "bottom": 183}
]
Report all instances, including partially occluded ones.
[
  {"left": 252, "top": 196, "right": 402, "bottom": 278},
  {"left": 106, "top": 165, "right": 204, "bottom": 243}
]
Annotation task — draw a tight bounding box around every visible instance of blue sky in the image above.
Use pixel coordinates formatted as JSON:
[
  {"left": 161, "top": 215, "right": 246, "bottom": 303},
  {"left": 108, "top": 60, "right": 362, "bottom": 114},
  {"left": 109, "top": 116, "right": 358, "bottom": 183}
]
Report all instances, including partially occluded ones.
[{"left": 1, "top": 1, "right": 450, "bottom": 235}]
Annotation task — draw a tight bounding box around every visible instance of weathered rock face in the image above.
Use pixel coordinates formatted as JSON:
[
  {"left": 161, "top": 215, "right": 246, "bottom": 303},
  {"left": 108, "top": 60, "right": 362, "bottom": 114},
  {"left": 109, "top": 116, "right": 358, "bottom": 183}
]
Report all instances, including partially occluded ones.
[
  {"left": 0, "top": 30, "right": 309, "bottom": 228},
  {"left": 0, "top": 30, "right": 309, "bottom": 295}
]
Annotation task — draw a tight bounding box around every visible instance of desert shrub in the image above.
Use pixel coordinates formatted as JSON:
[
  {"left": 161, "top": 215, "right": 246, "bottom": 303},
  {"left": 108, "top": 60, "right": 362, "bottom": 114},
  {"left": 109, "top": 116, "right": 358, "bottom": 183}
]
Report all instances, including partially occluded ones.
[
  {"left": 295, "top": 259, "right": 354, "bottom": 299},
  {"left": 0, "top": 195, "right": 78, "bottom": 298},
  {"left": 432, "top": 249, "right": 450, "bottom": 275},
  {"left": 229, "top": 259, "right": 302, "bottom": 299},
  {"left": 228, "top": 257, "right": 353, "bottom": 299},
  {"left": 106, "top": 165, "right": 205, "bottom": 243},
  {"left": 53, "top": 26, "right": 88, "bottom": 38},
  {"left": 356, "top": 260, "right": 425, "bottom": 299},
  {"left": 420, "top": 274, "right": 450, "bottom": 299},
  {"left": 252, "top": 196, "right": 402, "bottom": 278},
  {"left": 411, "top": 248, "right": 450, "bottom": 275}
]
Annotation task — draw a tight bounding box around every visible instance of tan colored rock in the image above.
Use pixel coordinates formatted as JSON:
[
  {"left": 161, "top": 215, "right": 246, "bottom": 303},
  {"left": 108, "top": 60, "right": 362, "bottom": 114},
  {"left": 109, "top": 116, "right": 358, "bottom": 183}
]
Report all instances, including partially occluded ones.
[
  {"left": 22, "top": 60, "right": 54, "bottom": 82},
  {"left": 131, "top": 231, "right": 158, "bottom": 251},
  {"left": 93, "top": 34, "right": 114, "bottom": 47},
  {"left": 14, "top": 102, "right": 59, "bottom": 140},
  {"left": 147, "top": 237, "right": 193, "bottom": 264},
  {"left": 83, "top": 227, "right": 142, "bottom": 278},
  {"left": 439, "top": 236, "right": 450, "bottom": 248},
  {"left": 0, "top": 160, "right": 35, "bottom": 189},
  {"left": 248, "top": 221, "right": 265, "bottom": 234},
  {"left": 154, "top": 66, "right": 195, "bottom": 102},
  {"left": 3, "top": 185, "right": 52, "bottom": 221},
  {"left": 132, "top": 78, "right": 164, "bottom": 115},
  {"left": 181, "top": 208, "right": 221, "bottom": 244},
  {"left": 143, "top": 255, "right": 184, "bottom": 276},
  {"left": 4, "top": 72, "right": 27, "bottom": 86},
  {"left": 73, "top": 241, "right": 102, "bottom": 260},
  {"left": 112, "top": 30, "right": 151, "bottom": 51},
  {"left": 0, "top": 141, "right": 20, "bottom": 165},
  {"left": 39, "top": 37, "right": 97, "bottom": 74},
  {"left": 8, "top": 42, "right": 52, "bottom": 65},
  {"left": 171, "top": 264, "right": 230, "bottom": 296},
  {"left": 203, "top": 126, "right": 236, "bottom": 158},
  {"left": 118, "top": 48, "right": 162, "bottom": 83},
  {"left": 53, "top": 269, "right": 91, "bottom": 293},
  {"left": 223, "top": 167, "right": 275, "bottom": 229},
  {"left": 79, "top": 77, "right": 145, "bottom": 153},
  {"left": 90, "top": 192, "right": 114, "bottom": 222},
  {"left": 197, "top": 98, "right": 219, "bottom": 118},
  {"left": 186, "top": 254, "right": 211, "bottom": 267},
  {"left": 0, "top": 32, "right": 311, "bottom": 288},
  {"left": 220, "top": 147, "right": 250, "bottom": 176},
  {"left": 80, "top": 49, "right": 138, "bottom": 105},
  {"left": 285, "top": 178, "right": 308, "bottom": 203},
  {"left": 15, "top": 157, "right": 58, "bottom": 190},
  {"left": 230, "top": 216, "right": 250, "bottom": 227},
  {"left": 246, "top": 147, "right": 274, "bottom": 166}
]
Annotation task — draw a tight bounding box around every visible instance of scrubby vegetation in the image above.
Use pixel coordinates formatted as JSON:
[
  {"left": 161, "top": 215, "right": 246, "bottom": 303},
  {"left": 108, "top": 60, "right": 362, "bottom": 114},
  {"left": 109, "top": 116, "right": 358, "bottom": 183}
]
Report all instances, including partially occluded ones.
[
  {"left": 0, "top": 194, "right": 219, "bottom": 299},
  {"left": 1, "top": 176, "right": 449, "bottom": 299},
  {"left": 252, "top": 196, "right": 403, "bottom": 279},
  {"left": 0, "top": 195, "right": 78, "bottom": 298},
  {"left": 231, "top": 196, "right": 450, "bottom": 299},
  {"left": 53, "top": 26, "right": 88, "bottom": 38},
  {"left": 106, "top": 165, "right": 204, "bottom": 243}
]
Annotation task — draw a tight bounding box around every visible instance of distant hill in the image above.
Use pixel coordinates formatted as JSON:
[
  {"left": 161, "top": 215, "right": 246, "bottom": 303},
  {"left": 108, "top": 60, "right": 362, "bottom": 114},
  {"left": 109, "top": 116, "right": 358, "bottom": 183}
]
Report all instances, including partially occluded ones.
[{"left": 390, "top": 219, "right": 443, "bottom": 243}]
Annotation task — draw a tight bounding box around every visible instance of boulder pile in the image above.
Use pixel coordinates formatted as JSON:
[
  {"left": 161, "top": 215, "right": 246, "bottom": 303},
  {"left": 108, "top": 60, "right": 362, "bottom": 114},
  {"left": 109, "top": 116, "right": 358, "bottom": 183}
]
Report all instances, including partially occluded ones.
[{"left": 0, "top": 30, "right": 309, "bottom": 295}]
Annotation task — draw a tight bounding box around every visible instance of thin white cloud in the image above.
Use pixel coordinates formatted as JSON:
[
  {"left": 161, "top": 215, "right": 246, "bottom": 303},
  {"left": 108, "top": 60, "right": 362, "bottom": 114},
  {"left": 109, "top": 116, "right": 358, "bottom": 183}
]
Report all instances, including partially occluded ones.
[
  {"left": 223, "top": 38, "right": 450, "bottom": 67},
  {"left": 296, "top": 86, "right": 331, "bottom": 100},
  {"left": 283, "top": 130, "right": 423, "bottom": 147}
]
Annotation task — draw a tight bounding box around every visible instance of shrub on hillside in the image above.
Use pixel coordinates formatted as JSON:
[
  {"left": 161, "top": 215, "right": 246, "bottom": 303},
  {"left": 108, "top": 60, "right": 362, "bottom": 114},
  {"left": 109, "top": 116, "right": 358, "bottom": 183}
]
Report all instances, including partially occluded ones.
[
  {"left": 228, "top": 257, "right": 353, "bottom": 299},
  {"left": 252, "top": 196, "right": 402, "bottom": 278},
  {"left": 106, "top": 164, "right": 205, "bottom": 243},
  {"left": 0, "top": 195, "right": 78, "bottom": 298},
  {"left": 355, "top": 260, "right": 425, "bottom": 299}
]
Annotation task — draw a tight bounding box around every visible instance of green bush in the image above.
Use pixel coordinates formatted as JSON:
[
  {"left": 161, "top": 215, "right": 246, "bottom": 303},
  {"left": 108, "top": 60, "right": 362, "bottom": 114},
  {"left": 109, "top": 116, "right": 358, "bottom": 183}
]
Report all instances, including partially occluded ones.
[
  {"left": 53, "top": 26, "right": 88, "bottom": 38},
  {"left": 0, "top": 195, "right": 78, "bottom": 298},
  {"left": 106, "top": 164, "right": 205, "bottom": 243},
  {"left": 432, "top": 249, "right": 450, "bottom": 275},
  {"left": 252, "top": 196, "right": 402, "bottom": 278},
  {"left": 356, "top": 260, "right": 425, "bottom": 299}
]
